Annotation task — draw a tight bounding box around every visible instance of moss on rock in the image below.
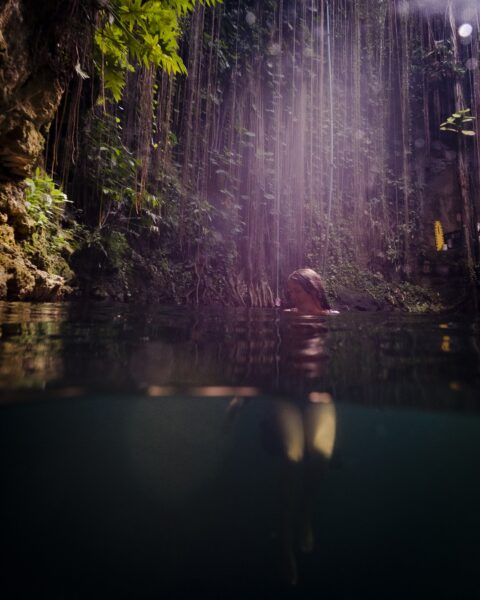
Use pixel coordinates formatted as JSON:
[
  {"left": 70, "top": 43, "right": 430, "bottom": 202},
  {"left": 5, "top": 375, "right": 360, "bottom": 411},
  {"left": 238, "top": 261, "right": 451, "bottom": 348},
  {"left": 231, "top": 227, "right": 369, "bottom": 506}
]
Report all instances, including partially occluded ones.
[{"left": 0, "top": 222, "right": 72, "bottom": 300}]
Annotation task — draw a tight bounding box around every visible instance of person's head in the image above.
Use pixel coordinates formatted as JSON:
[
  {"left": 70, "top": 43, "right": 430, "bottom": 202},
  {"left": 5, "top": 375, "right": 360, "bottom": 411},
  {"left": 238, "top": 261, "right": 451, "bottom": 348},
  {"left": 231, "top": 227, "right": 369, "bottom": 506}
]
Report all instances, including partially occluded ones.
[{"left": 287, "top": 268, "right": 331, "bottom": 313}]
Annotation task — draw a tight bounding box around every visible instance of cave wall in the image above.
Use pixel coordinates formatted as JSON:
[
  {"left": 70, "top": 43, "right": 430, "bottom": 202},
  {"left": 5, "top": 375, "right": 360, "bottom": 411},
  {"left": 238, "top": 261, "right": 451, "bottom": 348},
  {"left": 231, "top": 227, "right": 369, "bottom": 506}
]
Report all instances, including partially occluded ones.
[{"left": 0, "top": 0, "right": 93, "bottom": 299}]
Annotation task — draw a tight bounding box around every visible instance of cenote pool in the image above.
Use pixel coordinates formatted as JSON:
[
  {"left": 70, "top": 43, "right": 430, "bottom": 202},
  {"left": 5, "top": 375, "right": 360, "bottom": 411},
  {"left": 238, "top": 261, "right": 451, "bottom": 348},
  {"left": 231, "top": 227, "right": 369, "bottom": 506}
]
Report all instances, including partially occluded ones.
[{"left": 0, "top": 301, "right": 479, "bottom": 599}]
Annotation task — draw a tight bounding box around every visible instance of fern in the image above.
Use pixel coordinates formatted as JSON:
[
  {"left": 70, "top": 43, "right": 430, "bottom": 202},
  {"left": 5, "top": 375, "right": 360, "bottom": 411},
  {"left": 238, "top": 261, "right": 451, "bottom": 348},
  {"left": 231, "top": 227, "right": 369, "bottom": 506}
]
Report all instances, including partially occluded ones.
[{"left": 95, "top": 0, "right": 221, "bottom": 101}]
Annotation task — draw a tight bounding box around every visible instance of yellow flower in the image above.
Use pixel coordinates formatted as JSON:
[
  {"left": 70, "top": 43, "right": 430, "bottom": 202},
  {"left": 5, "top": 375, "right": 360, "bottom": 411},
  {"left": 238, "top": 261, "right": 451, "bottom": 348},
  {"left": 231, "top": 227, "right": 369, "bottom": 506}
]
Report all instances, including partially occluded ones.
[
  {"left": 434, "top": 220, "right": 444, "bottom": 251},
  {"left": 441, "top": 335, "right": 451, "bottom": 353}
]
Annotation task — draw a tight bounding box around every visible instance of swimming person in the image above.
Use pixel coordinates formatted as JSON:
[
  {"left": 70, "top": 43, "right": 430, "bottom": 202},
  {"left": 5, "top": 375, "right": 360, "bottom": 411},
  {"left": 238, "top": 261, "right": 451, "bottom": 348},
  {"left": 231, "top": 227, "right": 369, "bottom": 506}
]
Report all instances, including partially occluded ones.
[
  {"left": 286, "top": 268, "right": 338, "bottom": 315},
  {"left": 269, "top": 268, "right": 337, "bottom": 584},
  {"left": 226, "top": 268, "right": 338, "bottom": 585}
]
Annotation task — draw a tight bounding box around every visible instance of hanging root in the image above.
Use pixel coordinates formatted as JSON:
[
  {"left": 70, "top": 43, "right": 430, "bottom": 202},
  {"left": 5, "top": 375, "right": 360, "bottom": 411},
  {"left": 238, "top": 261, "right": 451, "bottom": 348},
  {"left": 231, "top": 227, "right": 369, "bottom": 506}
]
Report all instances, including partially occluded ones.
[
  {"left": 247, "top": 279, "right": 275, "bottom": 307},
  {"left": 227, "top": 274, "right": 247, "bottom": 306}
]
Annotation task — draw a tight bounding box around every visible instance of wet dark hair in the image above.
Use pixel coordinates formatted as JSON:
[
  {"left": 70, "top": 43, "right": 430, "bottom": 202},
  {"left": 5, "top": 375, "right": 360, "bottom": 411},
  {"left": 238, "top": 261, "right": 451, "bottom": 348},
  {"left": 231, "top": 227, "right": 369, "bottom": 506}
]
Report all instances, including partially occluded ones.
[{"left": 288, "top": 268, "right": 331, "bottom": 310}]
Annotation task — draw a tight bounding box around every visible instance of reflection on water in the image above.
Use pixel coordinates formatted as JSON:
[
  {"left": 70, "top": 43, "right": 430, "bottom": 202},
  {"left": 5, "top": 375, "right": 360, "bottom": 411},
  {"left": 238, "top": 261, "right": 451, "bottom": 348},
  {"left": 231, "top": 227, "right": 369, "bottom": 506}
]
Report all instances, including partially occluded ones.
[
  {"left": 1, "top": 301, "right": 480, "bottom": 596},
  {"left": 0, "top": 303, "right": 66, "bottom": 389},
  {"left": 1, "top": 301, "right": 479, "bottom": 411}
]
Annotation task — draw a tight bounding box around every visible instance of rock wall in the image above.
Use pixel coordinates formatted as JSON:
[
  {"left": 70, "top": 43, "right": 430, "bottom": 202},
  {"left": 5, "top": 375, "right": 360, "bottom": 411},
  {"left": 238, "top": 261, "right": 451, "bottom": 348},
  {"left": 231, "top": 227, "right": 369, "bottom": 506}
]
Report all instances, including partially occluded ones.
[{"left": 0, "top": 0, "right": 92, "bottom": 300}]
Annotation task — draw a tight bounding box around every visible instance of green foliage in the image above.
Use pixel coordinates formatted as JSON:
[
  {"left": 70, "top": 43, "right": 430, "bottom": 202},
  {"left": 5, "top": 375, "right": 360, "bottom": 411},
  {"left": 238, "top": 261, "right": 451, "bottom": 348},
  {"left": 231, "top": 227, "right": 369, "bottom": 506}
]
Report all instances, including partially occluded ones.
[
  {"left": 440, "top": 109, "right": 476, "bottom": 136},
  {"left": 22, "top": 169, "right": 78, "bottom": 278},
  {"left": 80, "top": 229, "right": 130, "bottom": 269},
  {"left": 101, "top": 231, "right": 131, "bottom": 270},
  {"left": 24, "top": 168, "right": 69, "bottom": 230},
  {"left": 323, "top": 258, "right": 443, "bottom": 312},
  {"left": 84, "top": 110, "right": 168, "bottom": 228},
  {"left": 156, "top": 173, "right": 239, "bottom": 289},
  {"left": 419, "top": 40, "right": 465, "bottom": 82},
  {"left": 87, "top": 113, "right": 139, "bottom": 196},
  {"left": 306, "top": 219, "right": 442, "bottom": 313},
  {"left": 95, "top": 0, "right": 221, "bottom": 101}
]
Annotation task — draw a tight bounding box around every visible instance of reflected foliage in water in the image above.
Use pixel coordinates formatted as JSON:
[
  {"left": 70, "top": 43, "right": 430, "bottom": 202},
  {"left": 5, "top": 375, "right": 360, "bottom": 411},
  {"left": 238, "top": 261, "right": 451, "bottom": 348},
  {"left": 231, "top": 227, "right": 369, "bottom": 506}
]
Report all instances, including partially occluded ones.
[
  {"left": 0, "top": 301, "right": 479, "bottom": 410},
  {"left": 0, "top": 303, "right": 67, "bottom": 389}
]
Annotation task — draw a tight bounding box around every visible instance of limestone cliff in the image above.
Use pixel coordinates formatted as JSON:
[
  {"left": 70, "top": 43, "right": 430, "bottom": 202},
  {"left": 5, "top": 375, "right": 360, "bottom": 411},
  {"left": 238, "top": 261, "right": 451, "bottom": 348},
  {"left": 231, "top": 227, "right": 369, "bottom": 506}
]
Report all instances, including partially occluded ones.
[{"left": 0, "top": 0, "right": 93, "bottom": 299}]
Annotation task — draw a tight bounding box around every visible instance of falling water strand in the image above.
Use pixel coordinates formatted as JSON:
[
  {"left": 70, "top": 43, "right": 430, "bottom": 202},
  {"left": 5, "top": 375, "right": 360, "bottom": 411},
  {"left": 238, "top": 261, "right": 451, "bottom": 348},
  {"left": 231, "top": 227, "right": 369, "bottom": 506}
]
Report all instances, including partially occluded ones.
[
  {"left": 322, "top": 0, "right": 334, "bottom": 276},
  {"left": 274, "top": 0, "right": 283, "bottom": 308}
]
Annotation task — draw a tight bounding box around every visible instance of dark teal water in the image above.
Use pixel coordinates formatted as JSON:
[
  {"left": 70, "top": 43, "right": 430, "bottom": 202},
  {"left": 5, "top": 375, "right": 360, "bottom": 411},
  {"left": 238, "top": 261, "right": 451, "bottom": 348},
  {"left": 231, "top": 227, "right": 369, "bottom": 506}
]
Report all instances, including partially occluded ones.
[{"left": 0, "top": 302, "right": 479, "bottom": 598}]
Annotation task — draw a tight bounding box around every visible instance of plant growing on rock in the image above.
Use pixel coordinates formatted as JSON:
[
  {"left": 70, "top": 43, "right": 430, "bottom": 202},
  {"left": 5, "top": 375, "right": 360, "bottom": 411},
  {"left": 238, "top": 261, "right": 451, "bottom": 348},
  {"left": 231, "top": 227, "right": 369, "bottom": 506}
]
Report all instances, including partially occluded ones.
[{"left": 22, "top": 169, "right": 77, "bottom": 278}]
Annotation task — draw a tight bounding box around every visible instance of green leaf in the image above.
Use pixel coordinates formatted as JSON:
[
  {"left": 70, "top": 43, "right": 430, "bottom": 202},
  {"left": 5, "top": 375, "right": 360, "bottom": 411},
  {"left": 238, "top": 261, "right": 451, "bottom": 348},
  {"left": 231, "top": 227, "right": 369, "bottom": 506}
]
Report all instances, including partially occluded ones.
[{"left": 94, "top": 0, "right": 220, "bottom": 101}]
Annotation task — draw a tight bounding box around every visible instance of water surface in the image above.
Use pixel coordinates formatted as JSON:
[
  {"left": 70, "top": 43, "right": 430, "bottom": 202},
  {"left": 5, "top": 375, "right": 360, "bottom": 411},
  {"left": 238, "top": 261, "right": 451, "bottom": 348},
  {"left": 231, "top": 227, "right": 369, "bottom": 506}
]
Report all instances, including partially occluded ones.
[{"left": 1, "top": 302, "right": 479, "bottom": 598}]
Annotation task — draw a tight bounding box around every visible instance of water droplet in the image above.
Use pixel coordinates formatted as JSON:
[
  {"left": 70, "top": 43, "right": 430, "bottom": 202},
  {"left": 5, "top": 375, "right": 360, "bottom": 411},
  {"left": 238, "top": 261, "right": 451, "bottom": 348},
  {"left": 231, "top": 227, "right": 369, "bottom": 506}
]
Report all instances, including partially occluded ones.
[
  {"left": 245, "top": 11, "right": 256, "bottom": 26},
  {"left": 458, "top": 23, "right": 473, "bottom": 38},
  {"left": 466, "top": 58, "right": 478, "bottom": 70}
]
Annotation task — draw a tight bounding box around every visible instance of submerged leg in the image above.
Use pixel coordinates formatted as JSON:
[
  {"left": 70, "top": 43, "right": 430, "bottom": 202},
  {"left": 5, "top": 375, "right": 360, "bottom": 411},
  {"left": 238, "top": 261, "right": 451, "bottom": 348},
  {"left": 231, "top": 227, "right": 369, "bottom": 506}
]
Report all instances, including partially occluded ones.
[
  {"left": 300, "top": 398, "right": 337, "bottom": 553},
  {"left": 268, "top": 399, "right": 306, "bottom": 585}
]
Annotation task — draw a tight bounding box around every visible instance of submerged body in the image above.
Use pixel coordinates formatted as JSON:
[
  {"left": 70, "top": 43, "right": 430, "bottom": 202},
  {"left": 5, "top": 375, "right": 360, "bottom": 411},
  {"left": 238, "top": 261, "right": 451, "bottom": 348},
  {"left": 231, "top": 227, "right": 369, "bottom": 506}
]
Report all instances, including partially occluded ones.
[{"left": 267, "top": 268, "right": 339, "bottom": 583}]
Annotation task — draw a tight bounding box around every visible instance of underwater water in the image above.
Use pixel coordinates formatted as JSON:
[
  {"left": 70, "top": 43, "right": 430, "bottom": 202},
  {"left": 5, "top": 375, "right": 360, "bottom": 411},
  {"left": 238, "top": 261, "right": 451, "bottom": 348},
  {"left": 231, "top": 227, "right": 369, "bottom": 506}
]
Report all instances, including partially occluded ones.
[{"left": 0, "top": 301, "right": 479, "bottom": 599}]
